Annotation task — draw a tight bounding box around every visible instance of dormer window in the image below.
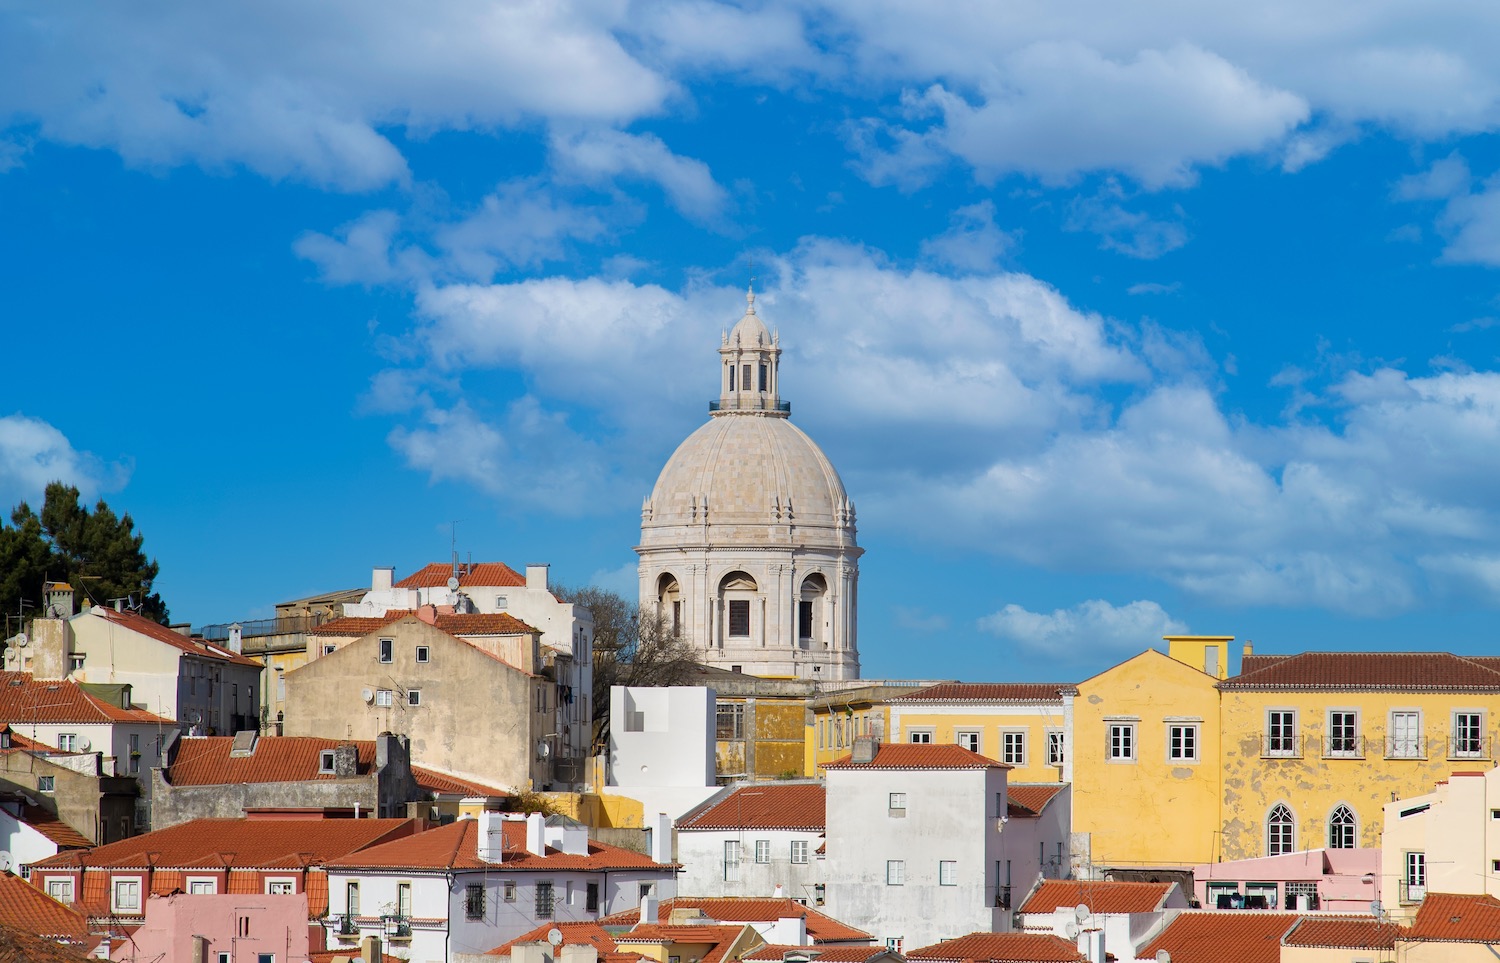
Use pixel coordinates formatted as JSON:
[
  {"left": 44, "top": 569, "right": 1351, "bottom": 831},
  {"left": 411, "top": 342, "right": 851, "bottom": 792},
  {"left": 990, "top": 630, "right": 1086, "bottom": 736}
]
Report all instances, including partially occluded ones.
[{"left": 319, "top": 750, "right": 336, "bottom": 774}]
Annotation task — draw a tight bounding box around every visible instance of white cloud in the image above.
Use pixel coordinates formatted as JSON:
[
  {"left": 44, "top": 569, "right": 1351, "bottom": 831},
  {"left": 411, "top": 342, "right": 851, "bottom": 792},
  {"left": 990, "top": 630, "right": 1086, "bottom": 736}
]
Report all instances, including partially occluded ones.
[
  {"left": 1127, "top": 282, "right": 1181, "bottom": 296},
  {"left": 978, "top": 599, "right": 1187, "bottom": 662},
  {"left": 892, "top": 606, "right": 951, "bottom": 634},
  {"left": 918, "top": 201, "right": 1017, "bottom": 272},
  {"left": 1065, "top": 181, "right": 1189, "bottom": 258},
  {"left": 0, "top": 414, "right": 128, "bottom": 508},
  {"left": 549, "top": 128, "right": 730, "bottom": 224}
]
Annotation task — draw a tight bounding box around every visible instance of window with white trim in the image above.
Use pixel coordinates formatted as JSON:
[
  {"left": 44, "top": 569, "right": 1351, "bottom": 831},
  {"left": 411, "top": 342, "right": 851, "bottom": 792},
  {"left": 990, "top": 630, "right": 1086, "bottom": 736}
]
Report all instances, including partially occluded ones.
[
  {"left": 187, "top": 878, "right": 217, "bottom": 895},
  {"left": 956, "top": 730, "right": 981, "bottom": 753},
  {"left": 754, "top": 839, "right": 771, "bottom": 864},
  {"left": 1268, "top": 804, "right": 1295, "bottom": 856},
  {"left": 790, "top": 840, "right": 809, "bottom": 864},
  {"left": 1453, "top": 711, "right": 1484, "bottom": 758},
  {"left": 1327, "top": 710, "right": 1360, "bottom": 756},
  {"left": 1389, "top": 710, "right": 1422, "bottom": 759},
  {"left": 266, "top": 879, "right": 295, "bottom": 895},
  {"left": 1168, "top": 724, "right": 1199, "bottom": 762},
  {"left": 378, "top": 638, "right": 393, "bottom": 663},
  {"left": 939, "top": 860, "right": 957, "bottom": 886},
  {"left": 908, "top": 729, "right": 933, "bottom": 744},
  {"left": 375, "top": 689, "right": 393, "bottom": 707},
  {"left": 57, "top": 733, "right": 77, "bottom": 752},
  {"left": 1266, "top": 710, "right": 1298, "bottom": 757},
  {"left": 407, "top": 689, "right": 422, "bottom": 707},
  {"left": 112, "top": 878, "right": 141, "bottom": 913},
  {"left": 886, "top": 860, "right": 905, "bottom": 885},
  {"left": 46, "top": 878, "right": 73, "bottom": 902},
  {"left": 1001, "top": 730, "right": 1026, "bottom": 766},
  {"left": 1329, "top": 804, "right": 1357, "bottom": 849},
  {"left": 1405, "top": 851, "right": 1427, "bottom": 901},
  {"left": 1045, "top": 728, "right": 1065, "bottom": 766},
  {"left": 888, "top": 792, "right": 907, "bottom": 815},
  {"left": 319, "top": 750, "right": 336, "bottom": 774},
  {"left": 724, "top": 840, "right": 741, "bottom": 881},
  {"left": 37, "top": 775, "right": 54, "bottom": 792},
  {"left": 1108, "top": 723, "right": 1136, "bottom": 762},
  {"left": 415, "top": 645, "right": 430, "bottom": 663}
]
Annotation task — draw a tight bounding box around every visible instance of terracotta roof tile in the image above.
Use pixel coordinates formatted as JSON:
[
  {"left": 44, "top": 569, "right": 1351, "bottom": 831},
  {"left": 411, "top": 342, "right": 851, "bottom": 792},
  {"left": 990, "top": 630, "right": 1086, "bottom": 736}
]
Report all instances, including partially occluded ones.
[
  {"left": 0, "top": 672, "right": 172, "bottom": 725},
  {"left": 1006, "top": 785, "right": 1066, "bottom": 818},
  {"left": 1221, "top": 652, "right": 1500, "bottom": 691},
  {"left": 1019, "top": 880, "right": 1172, "bottom": 915},
  {"left": 396, "top": 562, "right": 527, "bottom": 589},
  {"left": 307, "top": 951, "right": 404, "bottom": 963},
  {"left": 0, "top": 873, "right": 88, "bottom": 941},
  {"left": 906, "top": 932, "right": 1086, "bottom": 962},
  {"left": 597, "top": 899, "right": 870, "bottom": 944},
  {"left": 823, "top": 743, "right": 1007, "bottom": 770},
  {"left": 166, "top": 736, "right": 376, "bottom": 785},
  {"left": 411, "top": 766, "right": 511, "bottom": 797},
  {"left": 680, "top": 785, "right": 825, "bottom": 831},
  {"left": 490, "top": 922, "right": 621, "bottom": 955},
  {"left": 312, "top": 611, "right": 538, "bottom": 637},
  {"left": 1408, "top": 892, "right": 1500, "bottom": 941},
  {"left": 328, "top": 818, "right": 673, "bottom": 872},
  {"left": 0, "top": 922, "right": 93, "bottom": 963},
  {"left": 1139, "top": 911, "right": 1299, "bottom": 963},
  {"left": 18, "top": 805, "right": 93, "bottom": 850},
  {"left": 1283, "top": 916, "right": 1401, "bottom": 948},
  {"left": 893, "top": 683, "right": 1073, "bottom": 703},
  {"left": 91, "top": 608, "right": 262, "bottom": 667},
  {"left": 31, "top": 817, "right": 418, "bottom": 871},
  {"left": 744, "top": 947, "right": 888, "bottom": 962},
  {"left": 614, "top": 924, "right": 755, "bottom": 963}
]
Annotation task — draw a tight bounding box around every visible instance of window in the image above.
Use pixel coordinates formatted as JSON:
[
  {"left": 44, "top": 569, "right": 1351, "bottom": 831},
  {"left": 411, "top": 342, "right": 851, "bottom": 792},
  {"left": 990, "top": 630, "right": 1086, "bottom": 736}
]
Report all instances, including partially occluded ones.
[
  {"left": 502, "top": 880, "right": 516, "bottom": 902},
  {"left": 218, "top": 953, "right": 231, "bottom": 963},
  {"left": 1453, "top": 711, "right": 1484, "bottom": 758},
  {"left": 378, "top": 638, "right": 393, "bottom": 663},
  {"left": 1268, "top": 804, "right": 1295, "bottom": 856},
  {"left": 277, "top": 674, "right": 286, "bottom": 701},
  {"left": 1329, "top": 804, "right": 1357, "bottom": 849},
  {"left": 319, "top": 750, "right": 336, "bottom": 774},
  {"left": 885, "top": 939, "right": 903, "bottom": 953},
  {"left": 323, "top": 644, "right": 337, "bottom": 656},
  {"left": 728, "top": 364, "right": 736, "bottom": 391},
  {"left": 69, "top": 655, "right": 84, "bottom": 671},
  {"left": 1245, "top": 882, "right": 1277, "bottom": 910},
  {"left": 112, "top": 878, "right": 141, "bottom": 913},
  {"left": 397, "top": 882, "right": 412, "bottom": 919},
  {"left": 888, "top": 792, "right": 907, "bottom": 815},
  {"left": 1206, "top": 881, "right": 1240, "bottom": 908},
  {"left": 38, "top": 775, "right": 54, "bottom": 793},
  {"left": 1405, "top": 852, "right": 1427, "bottom": 901},
  {"left": 188, "top": 878, "right": 217, "bottom": 894},
  {"left": 1389, "top": 710, "right": 1422, "bottom": 758},
  {"left": 586, "top": 882, "right": 599, "bottom": 913},
  {"left": 939, "top": 860, "right": 957, "bottom": 886},
  {"left": 1046, "top": 729, "right": 1065, "bottom": 766},
  {"left": 346, "top": 881, "right": 360, "bottom": 916},
  {"left": 1266, "top": 710, "right": 1298, "bottom": 757},
  {"left": 798, "top": 600, "right": 814, "bottom": 640},
  {"left": 639, "top": 882, "right": 654, "bottom": 900},
  {"left": 790, "top": 840, "right": 809, "bottom": 864},
  {"left": 724, "top": 840, "right": 741, "bottom": 881},
  {"left": 886, "top": 860, "right": 905, "bottom": 885},
  {"left": 463, "top": 883, "right": 486, "bottom": 920},
  {"left": 375, "top": 689, "right": 393, "bottom": 707},
  {"left": 728, "top": 600, "right": 750, "bottom": 637},
  {"left": 536, "top": 881, "right": 555, "bottom": 919},
  {"left": 956, "top": 730, "right": 981, "bottom": 753},
  {"left": 1285, "top": 881, "right": 1318, "bottom": 910},
  {"left": 716, "top": 703, "right": 744, "bottom": 740},
  {"left": 46, "top": 878, "right": 73, "bottom": 902},
  {"left": 1108, "top": 723, "right": 1136, "bottom": 762},
  {"left": 57, "top": 733, "right": 77, "bottom": 752},
  {"left": 266, "top": 880, "right": 295, "bottom": 895},
  {"left": 755, "top": 839, "right": 771, "bottom": 864},
  {"left": 908, "top": 730, "right": 933, "bottom": 744},
  {"left": 759, "top": 363, "right": 768, "bottom": 391},
  {"left": 1169, "top": 724, "right": 1199, "bottom": 762},
  {"left": 415, "top": 646, "right": 430, "bottom": 663},
  {"left": 257, "top": 955, "right": 275, "bottom": 963},
  {"left": 1002, "top": 730, "right": 1026, "bottom": 765},
  {"left": 1327, "top": 710, "right": 1360, "bottom": 756},
  {"left": 495, "top": 595, "right": 508, "bottom": 609},
  {"left": 407, "top": 689, "right": 422, "bottom": 707}
]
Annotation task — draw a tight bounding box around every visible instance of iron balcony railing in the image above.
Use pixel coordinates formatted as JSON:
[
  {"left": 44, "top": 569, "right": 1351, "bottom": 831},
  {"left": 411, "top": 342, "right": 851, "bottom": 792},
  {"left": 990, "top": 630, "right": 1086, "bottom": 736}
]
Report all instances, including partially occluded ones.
[
  {"left": 335, "top": 914, "right": 358, "bottom": 936},
  {"left": 198, "top": 614, "right": 327, "bottom": 641},
  {"left": 1262, "top": 734, "right": 1495, "bottom": 761},
  {"left": 709, "top": 399, "right": 792, "bottom": 413}
]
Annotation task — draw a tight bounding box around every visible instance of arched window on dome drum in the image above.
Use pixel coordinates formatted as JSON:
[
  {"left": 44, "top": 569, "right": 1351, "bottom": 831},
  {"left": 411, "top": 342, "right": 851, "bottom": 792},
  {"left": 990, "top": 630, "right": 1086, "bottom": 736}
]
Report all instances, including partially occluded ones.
[
  {"left": 656, "top": 574, "right": 682, "bottom": 637},
  {"left": 719, "top": 571, "right": 758, "bottom": 640},
  {"left": 799, "top": 574, "right": 828, "bottom": 644},
  {"left": 1328, "top": 804, "right": 1356, "bottom": 849},
  {"left": 1268, "top": 804, "right": 1295, "bottom": 856}
]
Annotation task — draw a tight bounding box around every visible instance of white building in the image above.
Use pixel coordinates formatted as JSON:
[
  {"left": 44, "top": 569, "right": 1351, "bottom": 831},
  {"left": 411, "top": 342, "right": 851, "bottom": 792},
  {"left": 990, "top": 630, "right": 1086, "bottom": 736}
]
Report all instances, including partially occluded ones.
[
  {"left": 1381, "top": 767, "right": 1500, "bottom": 921},
  {"left": 823, "top": 740, "right": 1047, "bottom": 951},
  {"left": 637, "top": 289, "right": 861, "bottom": 681},
  {"left": 0, "top": 671, "right": 170, "bottom": 781},
  {"left": 604, "top": 685, "right": 722, "bottom": 821},
  {"left": 325, "top": 811, "right": 678, "bottom": 959},
  {"left": 1016, "top": 879, "right": 1186, "bottom": 963},
  {"left": 675, "top": 783, "right": 826, "bottom": 901}
]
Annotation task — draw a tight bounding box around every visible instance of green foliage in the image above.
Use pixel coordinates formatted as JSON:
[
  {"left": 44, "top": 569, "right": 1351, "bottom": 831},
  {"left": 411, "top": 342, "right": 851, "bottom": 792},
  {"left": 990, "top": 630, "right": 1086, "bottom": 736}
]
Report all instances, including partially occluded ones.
[{"left": 0, "top": 481, "right": 167, "bottom": 629}]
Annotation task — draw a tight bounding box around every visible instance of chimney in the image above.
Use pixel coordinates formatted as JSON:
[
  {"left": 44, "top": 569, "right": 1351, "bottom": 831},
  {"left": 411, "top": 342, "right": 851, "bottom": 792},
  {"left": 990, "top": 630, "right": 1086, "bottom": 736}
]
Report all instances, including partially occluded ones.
[
  {"left": 416, "top": 605, "right": 438, "bottom": 625},
  {"left": 333, "top": 743, "right": 359, "bottom": 778},
  {"left": 561, "top": 946, "right": 599, "bottom": 963},
  {"left": 227, "top": 624, "right": 243, "bottom": 654},
  {"left": 852, "top": 736, "right": 878, "bottom": 764},
  {"left": 649, "top": 812, "right": 672, "bottom": 865},
  {"left": 773, "top": 916, "right": 807, "bottom": 946},
  {"left": 372, "top": 567, "right": 394, "bottom": 593},
  {"left": 361, "top": 935, "right": 383, "bottom": 963},
  {"left": 44, "top": 582, "right": 74, "bottom": 619},
  {"left": 1243, "top": 641, "right": 1254, "bottom": 657},
  {"left": 526, "top": 811, "right": 546, "bottom": 856},
  {"left": 639, "top": 894, "right": 659, "bottom": 925},
  {"left": 526, "top": 564, "right": 549, "bottom": 592},
  {"left": 477, "top": 810, "right": 506, "bottom": 863}
]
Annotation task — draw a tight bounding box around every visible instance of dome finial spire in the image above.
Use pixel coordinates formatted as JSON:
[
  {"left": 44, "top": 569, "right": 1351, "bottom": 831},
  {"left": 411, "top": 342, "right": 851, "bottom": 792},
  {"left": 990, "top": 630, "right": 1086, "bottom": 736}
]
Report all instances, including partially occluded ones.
[{"left": 746, "top": 256, "right": 757, "bottom": 315}]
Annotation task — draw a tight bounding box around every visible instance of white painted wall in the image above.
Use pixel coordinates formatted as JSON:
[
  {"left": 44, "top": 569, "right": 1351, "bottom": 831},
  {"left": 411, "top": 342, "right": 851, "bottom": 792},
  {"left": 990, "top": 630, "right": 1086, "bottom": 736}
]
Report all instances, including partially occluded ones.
[
  {"left": 677, "top": 827, "right": 824, "bottom": 900},
  {"left": 609, "top": 686, "right": 715, "bottom": 787},
  {"left": 0, "top": 805, "right": 64, "bottom": 870}
]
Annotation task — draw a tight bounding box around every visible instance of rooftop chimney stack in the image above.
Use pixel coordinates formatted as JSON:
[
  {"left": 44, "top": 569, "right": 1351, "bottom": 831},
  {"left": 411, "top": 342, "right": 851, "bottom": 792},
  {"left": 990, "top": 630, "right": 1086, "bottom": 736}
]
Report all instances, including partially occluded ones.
[
  {"left": 333, "top": 743, "right": 359, "bottom": 778},
  {"left": 526, "top": 564, "right": 549, "bottom": 592},
  {"left": 640, "top": 895, "right": 659, "bottom": 925},
  {"left": 227, "top": 624, "right": 243, "bottom": 654},
  {"left": 372, "top": 567, "right": 394, "bottom": 593},
  {"left": 852, "top": 736, "right": 878, "bottom": 764},
  {"left": 649, "top": 812, "right": 672, "bottom": 864},
  {"left": 525, "top": 811, "right": 546, "bottom": 856}
]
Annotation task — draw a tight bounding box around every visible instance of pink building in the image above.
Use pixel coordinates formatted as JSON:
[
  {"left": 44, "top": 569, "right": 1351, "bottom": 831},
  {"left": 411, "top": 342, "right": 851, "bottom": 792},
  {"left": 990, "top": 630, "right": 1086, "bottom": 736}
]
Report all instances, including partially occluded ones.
[
  {"left": 114, "top": 892, "right": 308, "bottom": 963},
  {"left": 1191, "top": 847, "right": 1380, "bottom": 913}
]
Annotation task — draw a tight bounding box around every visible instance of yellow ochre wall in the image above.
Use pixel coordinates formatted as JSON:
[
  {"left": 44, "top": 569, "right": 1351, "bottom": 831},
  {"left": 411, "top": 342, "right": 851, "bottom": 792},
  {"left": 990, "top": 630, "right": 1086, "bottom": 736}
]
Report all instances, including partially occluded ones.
[
  {"left": 1218, "top": 688, "right": 1500, "bottom": 861},
  {"left": 1072, "top": 648, "right": 1224, "bottom": 868},
  {"left": 806, "top": 704, "right": 889, "bottom": 774},
  {"left": 885, "top": 706, "right": 1068, "bottom": 783}
]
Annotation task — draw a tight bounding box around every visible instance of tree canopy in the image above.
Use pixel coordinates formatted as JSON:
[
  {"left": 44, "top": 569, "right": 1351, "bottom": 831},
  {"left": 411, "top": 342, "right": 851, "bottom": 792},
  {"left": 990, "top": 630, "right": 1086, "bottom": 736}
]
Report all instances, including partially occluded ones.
[{"left": 0, "top": 481, "right": 168, "bottom": 630}]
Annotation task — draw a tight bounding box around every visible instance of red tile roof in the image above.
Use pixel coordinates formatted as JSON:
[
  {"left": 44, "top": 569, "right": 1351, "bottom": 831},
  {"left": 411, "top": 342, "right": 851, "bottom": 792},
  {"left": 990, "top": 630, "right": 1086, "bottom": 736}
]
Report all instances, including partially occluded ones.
[
  {"left": 0, "top": 672, "right": 172, "bottom": 725},
  {"left": 1407, "top": 892, "right": 1500, "bottom": 941},
  {"left": 1019, "top": 879, "right": 1173, "bottom": 915},
  {"left": 0, "top": 922, "right": 93, "bottom": 963},
  {"left": 327, "top": 817, "right": 673, "bottom": 872},
  {"left": 0, "top": 872, "right": 88, "bottom": 942},
  {"left": 744, "top": 948, "right": 889, "bottom": 962},
  {"left": 1282, "top": 915, "right": 1401, "bottom": 948},
  {"left": 1006, "top": 784, "right": 1066, "bottom": 818},
  {"left": 1221, "top": 652, "right": 1500, "bottom": 691},
  {"left": 489, "top": 921, "right": 621, "bottom": 956},
  {"left": 679, "top": 785, "right": 825, "bottom": 831},
  {"left": 17, "top": 805, "right": 93, "bottom": 850},
  {"left": 1139, "top": 912, "right": 1299, "bottom": 963},
  {"left": 893, "top": 683, "right": 1073, "bottom": 703},
  {"left": 823, "top": 743, "right": 1007, "bottom": 770},
  {"left": 614, "top": 924, "right": 756, "bottom": 963},
  {"left": 0, "top": 724, "right": 48, "bottom": 751},
  {"left": 91, "top": 607, "right": 262, "bottom": 667},
  {"left": 597, "top": 899, "right": 870, "bottom": 944},
  {"left": 411, "top": 766, "right": 511, "bottom": 797},
  {"left": 307, "top": 951, "right": 404, "bottom": 963},
  {"left": 30, "top": 817, "right": 418, "bottom": 871},
  {"left": 165, "top": 736, "right": 375, "bottom": 785},
  {"left": 396, "top": 562, "right": 527, "bottom": 589},
  {"left": 906, "top": 932, "right": 1086, "bottom": 962},
  {"left": 312, "top": 611, "right": 538, "bottom": 637}
]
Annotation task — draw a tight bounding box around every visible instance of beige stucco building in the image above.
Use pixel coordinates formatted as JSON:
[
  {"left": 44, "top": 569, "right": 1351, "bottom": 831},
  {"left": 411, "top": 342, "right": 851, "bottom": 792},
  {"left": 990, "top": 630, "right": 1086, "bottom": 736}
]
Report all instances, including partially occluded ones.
[{"left": 638, "top": 289, "right": 861, "bottom": 681}]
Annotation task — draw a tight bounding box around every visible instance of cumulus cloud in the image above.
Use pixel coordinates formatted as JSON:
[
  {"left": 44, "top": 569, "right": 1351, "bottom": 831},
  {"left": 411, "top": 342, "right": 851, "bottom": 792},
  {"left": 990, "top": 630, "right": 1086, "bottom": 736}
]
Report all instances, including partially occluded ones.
[
  {"left": 979, "top": 599, "right": 1187, "bottom": 663},
  {"left": 549, "top": 128, "right": 730, "bottom": 224},
  {"left": 918, "top": 201, "right": 1017, "bottom": 272},
  {"left": 0, "top": 414, "right": 129, "bottom": 508}
]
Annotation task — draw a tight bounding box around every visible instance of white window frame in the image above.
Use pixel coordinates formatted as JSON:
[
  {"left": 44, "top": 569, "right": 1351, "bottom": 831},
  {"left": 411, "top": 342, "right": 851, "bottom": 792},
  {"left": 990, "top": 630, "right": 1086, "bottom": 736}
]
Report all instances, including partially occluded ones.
[
  {"left": 265, "top": 878, "right": 296, "bottom": 895},
  {"left": 754, "top": 839, "right": 771, "bottom": 864},
  {"left": 1388, "top": 709, "right": 1423, "bottom": 759},
  {"left": 502, "top": 880, "right": 516, "bottom": 902},
  {"left": 1107, "top": 721, "right": 1137, "bottom": 763},
  {"left": 37, "top": 775, "right": 55, "bottom": 793},
  {"left": 1265, "top": 709, "right": 1299, "bottom": 757},
  {"left": 375, "top": 689, "right": 393, "bottom": 707},
  {"left": 378, "top": 638, "right": 394, "bottom": 664},
  {"left": 939, "top": 860, "right": 957, "bottom": 886},
  {"left": 955, "top": 729, "right": 981, "bottom": 753},
  {"left": 907, "top": 729, "right": 933, "bottom": 744},
  {"left": 112, "top": 877, "right": 141, "bottom": 913},
  {"left": 1045, "top": 728, "right": 1065, "bottom": 767},
  {"left": 1167, "top": 723, "right": 1200, "bottom": 763},
  {"left": 1326, "top": 709, "right": 1361, "bottom": 757},
  {"left": 790, "top": 840, "right": 809, "bottom": 864},
  {"left": 888, "top": 792, "right": 907, "bottom": 816},
  {"left": 57, "top": 733, "right": 77, "bottom": 752},
  {"left": 724, "top": 840, "right": 742, "bottom": 882},
  {"left": 1452, "top": 710, "right": 1485, "bottom": 759},
  {"left": 322, "top": 644, "right": 337, "bottom": 656},
  {"left": 319, "top": 750, "right": 336, "bottom": 774},
  {"left": 886, "top": 860, "right": 905, "bottom": 886},
  {"left": 187, "top": 876, "right": 218, "bottom": 895},
  {"left": 1328, "top": 804, "right": 1357, "bottom": 849},
  {"left": 46, "top": 878, "right": 74, "bottom": 902},
  {"left": 1405, "top": 851, "right": 1427, "bottom": 901},
  {"left": 415, "top": 645, "right": 430, "bottom": 663},
  {"left": 407, "top": 689, "right": 422, "bottom": 707},
  {"left": 1001, "top": 729, "right": 1027, "bottom": 766},
  {"left": 1268, "top": 803, "right": 1296, "bottom": 856}
]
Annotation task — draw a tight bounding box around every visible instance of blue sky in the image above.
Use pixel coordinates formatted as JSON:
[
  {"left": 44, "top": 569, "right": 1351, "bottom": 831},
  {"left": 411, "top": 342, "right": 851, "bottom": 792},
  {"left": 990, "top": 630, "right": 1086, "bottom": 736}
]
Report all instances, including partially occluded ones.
[{"left": 6, "top": 2, "right": 1500, "bottom": 682}]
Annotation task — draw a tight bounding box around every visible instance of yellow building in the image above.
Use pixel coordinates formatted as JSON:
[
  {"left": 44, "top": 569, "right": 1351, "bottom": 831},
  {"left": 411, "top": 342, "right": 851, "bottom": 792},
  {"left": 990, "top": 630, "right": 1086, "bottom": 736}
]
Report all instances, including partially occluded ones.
[
  {"left": 883, "top": 682, "right": 1075, "bottom": 784},
  {"left": 805, "top": 683, "right": 909, "bottom": 774},
  {"left": 1071, "top": 638, "right": 1228, "bottom": 872},
  {"left": 1217, "top": 650, "right": 1500, "bottom": 862}
]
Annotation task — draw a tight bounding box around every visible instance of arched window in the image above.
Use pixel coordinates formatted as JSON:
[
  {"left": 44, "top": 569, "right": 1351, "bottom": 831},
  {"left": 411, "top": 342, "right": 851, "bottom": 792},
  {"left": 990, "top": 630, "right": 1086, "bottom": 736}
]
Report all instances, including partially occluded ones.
[
  {"left": 799, "top": 574, "right": 828, "bottom": 643},
  {"left": 1328, "top": 804, "right": 1357, "bottom": 849},
  {"left": 1268, "top": 804, "right": 1295, "bottom": 856},
  {"left": 718, "top": 571, "right": 758, "bottom": 639},
  {"left": 656, "top": 574, "right": 682, "bottom": 636}
]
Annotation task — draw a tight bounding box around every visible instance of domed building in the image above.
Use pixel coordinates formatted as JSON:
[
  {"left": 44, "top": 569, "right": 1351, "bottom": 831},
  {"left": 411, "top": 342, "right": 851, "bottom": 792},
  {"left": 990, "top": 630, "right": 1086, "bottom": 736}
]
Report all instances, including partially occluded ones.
[{"left": 637, "top": 289, "right": 861, "bottom": 680}]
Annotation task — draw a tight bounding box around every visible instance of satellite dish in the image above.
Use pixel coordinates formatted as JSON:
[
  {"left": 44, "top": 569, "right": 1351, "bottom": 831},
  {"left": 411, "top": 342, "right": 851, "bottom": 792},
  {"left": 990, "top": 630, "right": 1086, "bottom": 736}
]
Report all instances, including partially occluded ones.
[
  {"left": 14, "top": 634, "right": 26, "bottom": 648},
  {"left": 537, "top": 740, "right": 552, "bottom": 759},
  {"left": 76, "top": 737, "right": 91, "bottom": 752},
  {"left": 547, "top": 928, "right": 564, "bottom": 947},
  {"left": 1063, "top": 922, "right": 1079, "bottom": 939},
  {"left": 447, "top": 576, "right": 460, "bottom": 591},
  {"left": 0, "top": 851, "right": 12, "bottom": 872},
  {"left": 361, "top": 688, "right": 375, "bottom": 704},
  {"left": 1155, "top": 951, "right": 1172, "bottom": 963},
  {"left": 1075, "top": 903, "right": 1090, "bottom": 923}
]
